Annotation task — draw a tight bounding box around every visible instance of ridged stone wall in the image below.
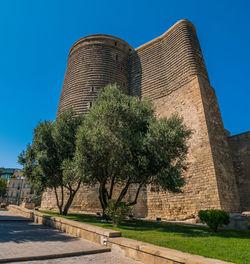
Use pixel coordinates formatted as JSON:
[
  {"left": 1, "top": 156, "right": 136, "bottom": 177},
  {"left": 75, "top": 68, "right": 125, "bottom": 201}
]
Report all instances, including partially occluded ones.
[
  {"left": 57, "top": 35, "right": 132, "bottom": 116},
  {"left": 41, "top": 20, "right": 243, "bottom": 219},
  {"left": 129, "top": 20, "right": 208, "bottom": 99},
  {"left": 128, "top": 20, "right": 240, "bottom": 218}
]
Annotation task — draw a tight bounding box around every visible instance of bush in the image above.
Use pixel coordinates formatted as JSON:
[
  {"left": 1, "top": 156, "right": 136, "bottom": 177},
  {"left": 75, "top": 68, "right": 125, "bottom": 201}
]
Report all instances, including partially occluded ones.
[
  {"left": 198, "top": 209, "right": 230, "bottom": 232},
  {"left": 105, "top": 200, "right": 131, "bottom": 227}
]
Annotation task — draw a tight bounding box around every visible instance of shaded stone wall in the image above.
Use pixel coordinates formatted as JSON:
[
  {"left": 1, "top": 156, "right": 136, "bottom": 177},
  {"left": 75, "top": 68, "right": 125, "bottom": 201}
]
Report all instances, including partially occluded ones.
[
  {"left": 41, "top": 19, "right": 243, "bottom": 219},
  {"left": 198, "top": 77, "right": 240, "bottom": 212},
  {"left": 57, "top": 35, "right": 132, "bottom": 116},
  {"left": 129, "top": 20, "right": 208, "bottom": 99},
  {"left": 228, "top": 132, "right": 250, "bottom": 211}
]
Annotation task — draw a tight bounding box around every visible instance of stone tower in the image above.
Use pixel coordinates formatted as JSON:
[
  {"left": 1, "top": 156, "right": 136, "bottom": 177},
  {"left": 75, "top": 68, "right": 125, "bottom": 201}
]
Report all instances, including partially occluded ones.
[
  {"left": 42, "top": 20, "right": 246, "bottom": 220},
  {"left": 57, "top": 35, "right": 132, "bottom": 116}
]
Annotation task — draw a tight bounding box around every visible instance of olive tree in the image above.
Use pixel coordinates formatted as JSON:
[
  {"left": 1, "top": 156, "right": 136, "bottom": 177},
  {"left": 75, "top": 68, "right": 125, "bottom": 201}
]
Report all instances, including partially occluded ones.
[
  {"left": 19, "top": 109, "right": 83, "bottom": 215},
  {"left": 0, "top": 178, "right": 7, "bottom": 199},
  {"left": 75, "top": 85, "right": 192, "bottom": 216}
]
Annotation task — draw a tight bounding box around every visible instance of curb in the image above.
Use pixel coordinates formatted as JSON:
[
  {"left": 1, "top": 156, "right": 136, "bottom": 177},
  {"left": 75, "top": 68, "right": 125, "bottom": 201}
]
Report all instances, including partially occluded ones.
[{"left": 0, "top": 248, "right": 110, "bottom": 263}]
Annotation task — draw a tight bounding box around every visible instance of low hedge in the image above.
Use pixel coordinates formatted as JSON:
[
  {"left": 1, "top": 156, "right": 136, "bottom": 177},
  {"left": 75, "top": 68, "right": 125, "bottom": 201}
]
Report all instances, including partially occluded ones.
[{"left": 198, "top": 209, "right": 230, "bottom": 232}]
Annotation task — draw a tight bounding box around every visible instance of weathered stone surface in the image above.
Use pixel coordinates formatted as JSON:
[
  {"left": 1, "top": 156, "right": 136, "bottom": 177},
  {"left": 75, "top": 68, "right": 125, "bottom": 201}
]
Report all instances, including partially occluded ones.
[
  {"left": 41, "top": 184, "right": 148, "bottom": 217},
  {"left": 0, "top": 207, "right": 111, "bottom": 263},
  {"left": 57, "top": 35, "right": 132, "bottom": 116},
  {"left": 228, "top": 132, "right": 250, "bottom": 211},
  {"left": 41, "top": 19, "right": 247, "bottom": 219},
  {"left": 224, "top": 213, "right": 250, "bottom": 230}
]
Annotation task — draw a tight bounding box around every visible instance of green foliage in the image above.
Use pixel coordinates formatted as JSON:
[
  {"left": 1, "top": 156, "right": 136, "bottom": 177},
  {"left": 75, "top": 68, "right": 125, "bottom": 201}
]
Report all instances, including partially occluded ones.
[
  {"left": 19, "top": 108, "right": 84, "bottom": 215},
  {"left": 105, "top": 200, "right": 131, "bottom": 227},
  {"left": 198, "top": 210, "right": 230, "bottom": 232},
  {"left": 75, "top": 84, "right": 192, "bottom": 215},
  {"left": 0, "top": 178, "right": 7, "bottom": 198}
]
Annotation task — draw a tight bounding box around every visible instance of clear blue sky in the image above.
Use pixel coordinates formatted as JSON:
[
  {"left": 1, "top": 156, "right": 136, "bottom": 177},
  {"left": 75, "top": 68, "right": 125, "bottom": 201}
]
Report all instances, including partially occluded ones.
[{"left": 0, "top": 0, "right": 249, "bottom": 168}]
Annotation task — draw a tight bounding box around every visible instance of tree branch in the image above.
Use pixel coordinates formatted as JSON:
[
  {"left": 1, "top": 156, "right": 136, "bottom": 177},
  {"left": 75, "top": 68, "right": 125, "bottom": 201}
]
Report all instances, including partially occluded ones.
[
  {"left": 116, "top": 177, "right": 131, "bottom": 204},
  {"left": 60, "top": 185, "right": 64, "bottom": 209},
  {"left": 128, "top": 184, "right": 143, "bottom": 206},
  {"left": 108, "top": 174, "right": 115, "bottom": 200}
]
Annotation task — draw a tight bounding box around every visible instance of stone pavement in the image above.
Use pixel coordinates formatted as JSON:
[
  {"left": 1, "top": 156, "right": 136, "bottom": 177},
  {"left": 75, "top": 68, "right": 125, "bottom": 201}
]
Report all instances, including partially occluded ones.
[
  {"left": 0, "top": 210, "right": 142, "bottom": 264},
  {"left": 0, "top": 209, "right": 31, "bottom": 222},
  {"left": 10, "top": 252, "right": 143, "bottom": 264}
]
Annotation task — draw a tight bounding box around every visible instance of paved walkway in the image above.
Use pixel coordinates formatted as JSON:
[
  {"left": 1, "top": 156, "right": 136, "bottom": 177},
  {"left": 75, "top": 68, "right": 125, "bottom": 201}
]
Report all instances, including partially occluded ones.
[
  {"left": 0, "top": 210, "right": 142, "bottom": 264},
  {"left": 10, "top": 252, "right": 143, "bottom": 264},
  {"left": 0, "top": 209, "right": 31, "bottom": 222}
]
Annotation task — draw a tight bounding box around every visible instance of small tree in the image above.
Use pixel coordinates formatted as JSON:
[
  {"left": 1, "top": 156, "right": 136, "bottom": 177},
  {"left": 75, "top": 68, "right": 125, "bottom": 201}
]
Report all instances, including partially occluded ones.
[
  {"left": 198, "top": 210, "right": 230, "bottom": 232},
  {"left": 19, "top": 109, "right": 83, "bottom": 215},
  {"left": 75, "top": 85, "right": 192, "bottom": 217},
  {"left": 105, "top": 200, "right": 130, "bottom": 227},
  {"left": 0, "top": 178, "right": 7, "bottom": 199}
]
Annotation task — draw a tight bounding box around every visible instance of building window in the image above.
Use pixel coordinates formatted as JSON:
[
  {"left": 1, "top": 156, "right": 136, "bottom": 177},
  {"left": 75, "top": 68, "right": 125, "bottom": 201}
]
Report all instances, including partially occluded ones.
[
  {"left": 27, "top": 191, "right": 30, "bottom": 195},
  {"left": 23, "top": 184, "right": 26, "bottom": 188},
  {"left": 89, "top": 101, "right": 93, "bottom": 108},
  {"left": 114, "top": 41, "right": 117, "bottom": 46},
  {"left": 8, "top": 182, "right": 11, "bottom": 187},
  {"left": 17, "top": 176, "right": 19, "bottom": 179},
  {"left": 116, "top": 54, "right": 118, "bottom": 61},
  {"left": 90, "top": 86, "right": 95, "bottom": 92},
  {"left": 18, "top": 183, "right": 21, "bottom": 189},
  {"left": 11, "top": 191, "right": 13, "bottom": 197},
  {"left": 12, "top": 183, "right": 15, "bottom": 188},
  {"left": 28, "top": 185, "right": 30, "bottom": 188}
]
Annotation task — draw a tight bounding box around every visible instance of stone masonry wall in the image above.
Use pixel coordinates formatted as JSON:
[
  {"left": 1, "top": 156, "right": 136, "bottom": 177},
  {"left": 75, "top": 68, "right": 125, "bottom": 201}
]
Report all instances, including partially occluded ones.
[
  {"left": 41, "top": 184, "right": 148, "bottom": 217},
  {"left": 129, "top": 20, "right": 208, "bottom": 99},
  {"left": 128, "top": 19, "right": 240, "bottom": 219},
  {"left": 146, "top": 77, "right": 222, "bottom": 220},
  {"left": 57, "top": 35, "right": 132, "bottom": 116},
  {"left": 228, "top": 132, "right": 250, "bottom": 211},
  {"left": 198, "top": 77, "right": 240, "bottom": 212}
]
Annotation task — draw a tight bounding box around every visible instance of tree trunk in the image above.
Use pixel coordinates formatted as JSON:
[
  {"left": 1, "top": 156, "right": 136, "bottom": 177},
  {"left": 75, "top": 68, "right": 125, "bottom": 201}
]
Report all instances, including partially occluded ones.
[
  {"left": 54, "top": 186, "right": 63, "bottom": 215},
  {"left": 128, "top": 184, "right": 143, "bottom": 206},
  {"left": 59, "top": 185, "right": 64, "bottom": 215},
  {"left": 62, "top": 191, "right": 75, "bottom": 216},
  {"left": 98, "top": 183, "right": 108, "bottom": 219},
  {"left": 116, "top": 179, "right": 131, "bottom": 205},
  {"left": 62, "top": 182, "right": 81, "bottom": 216}
]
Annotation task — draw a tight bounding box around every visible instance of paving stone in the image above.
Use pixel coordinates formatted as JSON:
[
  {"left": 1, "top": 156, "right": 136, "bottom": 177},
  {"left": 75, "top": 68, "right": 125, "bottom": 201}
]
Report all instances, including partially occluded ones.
[
  {"left": 0, "top": 211, "right": 142, "bottom": 263},
  {"left": 0, "top": 211, "right": 108, "bottom": 262},
  {"left": 10, "top": 252, "right": 143, "bottom": 264},
  {"left": 0, "top": 209, "right": 31, "bottom": 221}
]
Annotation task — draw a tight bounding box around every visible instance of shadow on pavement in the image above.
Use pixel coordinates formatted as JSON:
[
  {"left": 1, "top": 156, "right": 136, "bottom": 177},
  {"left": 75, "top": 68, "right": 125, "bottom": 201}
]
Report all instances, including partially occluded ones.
[{"left": 0, "top": 221, "right": 78, "bottom": 243}]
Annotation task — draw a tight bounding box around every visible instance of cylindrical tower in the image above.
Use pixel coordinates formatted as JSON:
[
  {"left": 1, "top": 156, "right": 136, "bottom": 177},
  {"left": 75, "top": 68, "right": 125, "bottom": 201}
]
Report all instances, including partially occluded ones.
[{"left": 57, "top": 34, "right": 133, "bottom": 116}]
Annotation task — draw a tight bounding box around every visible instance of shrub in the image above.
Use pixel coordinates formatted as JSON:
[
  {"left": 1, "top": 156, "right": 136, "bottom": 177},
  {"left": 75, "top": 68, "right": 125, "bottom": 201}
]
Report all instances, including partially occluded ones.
[
  {"left": 198, "top": 209, "right": 230, "bottom": 232},
  {"left": 105, "top": 200, "right": 131, "bottom": 227}
]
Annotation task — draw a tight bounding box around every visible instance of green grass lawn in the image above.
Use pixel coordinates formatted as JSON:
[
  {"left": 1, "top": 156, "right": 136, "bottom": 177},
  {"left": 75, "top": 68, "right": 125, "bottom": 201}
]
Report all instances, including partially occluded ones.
[{"left": 39, "top": 210, "right": 250, "bottom": 264}]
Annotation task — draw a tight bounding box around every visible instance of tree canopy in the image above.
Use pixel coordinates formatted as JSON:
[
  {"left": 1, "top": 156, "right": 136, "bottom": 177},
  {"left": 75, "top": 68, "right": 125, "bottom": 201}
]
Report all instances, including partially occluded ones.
[
  {"left": 0, "top": 178, "right": 7, "bottom": 198},
  {"left": 74, "top": 84, "right": 192, "bottom": 215},
  {"left": 19, "top": 109, "right": 83, "bottom": 215}
]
